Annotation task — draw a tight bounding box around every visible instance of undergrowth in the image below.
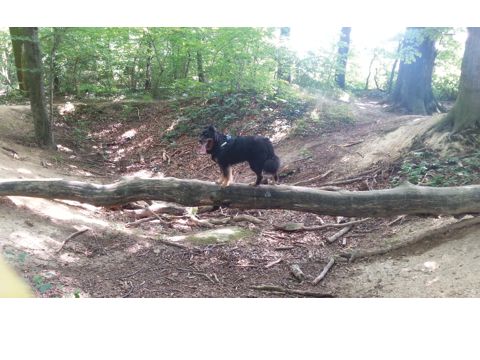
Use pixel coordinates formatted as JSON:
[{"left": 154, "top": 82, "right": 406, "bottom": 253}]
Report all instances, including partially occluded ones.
[{"left": 391, "top": 149, "right": 480, "bottom": 187}]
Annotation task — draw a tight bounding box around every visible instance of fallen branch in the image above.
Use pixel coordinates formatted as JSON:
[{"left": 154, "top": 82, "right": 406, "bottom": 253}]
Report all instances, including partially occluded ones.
[
  {"left": 251, "top": 285, "right": 334, "bottom": 298},
  {"left": 293, "top": 170, "right": 333, "bottom": 186},
  {"left": 56, "top": 228, "right": 90, "bottom": 253},
  {"left": 339, "top": 140, "right": 365, "bottom": 147},
  {"left": 265, "top": 257, "right": 283, "bottom": 269},
  {"left": 2, "top": 177, "right": 480, "bottom": 217},
  {"left": 274, "top": 218, "right": 369, "bottom": 232},
  {"left": 388, "top": 215, "right": 407, "bottom": 226},
  {"left": 327, "top": 225, "right": 353, "bottom": 244},
  {"left": 339, "top": 216, "right": 480, "bottom": 262},
  {"left": 149, "top": 237, "right": 191, "bottom": 250},
  {"left": 312, "top": 257, "right": 335, "bottom": 285},
  {"left": 125, "top": 216, "right": 160, "bottom": 228},
  {"left": 124, "top": 201, "right": 187, "bottom": 219}
]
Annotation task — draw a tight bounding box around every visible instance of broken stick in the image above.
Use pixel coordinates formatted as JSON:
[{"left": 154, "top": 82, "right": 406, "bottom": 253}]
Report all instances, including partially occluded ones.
[
  {"left": 312, "top": 257, "right": 335, "bottom": 285},
  {"left": 327, "top": 225, "right": 353, "bottom": 243}
]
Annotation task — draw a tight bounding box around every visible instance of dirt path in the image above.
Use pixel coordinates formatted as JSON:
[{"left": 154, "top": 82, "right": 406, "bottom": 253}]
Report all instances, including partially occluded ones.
[{"left": 1, "top": 100, "right": 479, "bottom": 298}]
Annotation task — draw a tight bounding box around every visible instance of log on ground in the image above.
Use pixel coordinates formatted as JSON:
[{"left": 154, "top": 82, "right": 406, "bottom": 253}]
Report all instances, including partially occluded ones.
[{"left": 1, "top": 177, "right": 480, "bottom": 217}]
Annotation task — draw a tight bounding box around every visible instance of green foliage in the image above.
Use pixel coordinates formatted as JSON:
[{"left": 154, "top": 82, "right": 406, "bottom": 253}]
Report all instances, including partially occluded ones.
[
  {"left": 432, "top": 28, "right": 464, "bottom": 100},
  {"left": 32, "top": 274, "right": 53, "bottom": 294},
  {"left": 391, "top": 150, "right": 480, "bottom": 187}
]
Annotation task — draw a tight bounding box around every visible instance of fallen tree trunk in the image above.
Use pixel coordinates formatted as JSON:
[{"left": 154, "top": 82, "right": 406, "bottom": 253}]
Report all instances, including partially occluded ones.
[{"left": 1, "top": 177, "right": 480, "bottom": 217}]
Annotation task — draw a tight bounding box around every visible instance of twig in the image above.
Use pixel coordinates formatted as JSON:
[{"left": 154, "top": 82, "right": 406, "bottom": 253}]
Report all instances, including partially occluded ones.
[
  {"left": 56, "top": 228, "right": 90, "bottom": 252},
  {"left": 148, "top": 237, "right": 191, "bottom": 250},
  {"left": 388, "top": 215, "right": 407, "bottom": 226},
  {"left": 265, "top": 257, "right": 283, "bottom": 269},
  {"left": 293, "top": 170, "right": 333, "bottom": 186},
  {"left": 251, "top": 285, "right": 334, "bottom": 298},
  {"left": 290, "top": 264, "right": 306, "bottom": 282},
  {"left": 339, "top": 139, "right": 365, "bottom": 147},
  {"left": 125, "top": 216, "right": 158, "bottom": 228},
  {"left": 327, "top": 224, "right": 353, "bottom": 243},
  {"left": 312, "top": 257, "right": 335, "bottom": 285}
]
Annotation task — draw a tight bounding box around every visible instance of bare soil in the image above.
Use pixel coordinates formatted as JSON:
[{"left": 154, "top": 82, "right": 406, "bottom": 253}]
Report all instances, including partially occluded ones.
[{"left": 1, "top": 97, "right": 480, "bottom": 298}]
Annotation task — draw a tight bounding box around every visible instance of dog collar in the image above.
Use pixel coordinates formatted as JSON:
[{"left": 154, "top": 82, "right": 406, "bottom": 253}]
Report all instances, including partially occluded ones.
[{"left": 221, "top": 134, "right": 232, "bottom": 147}]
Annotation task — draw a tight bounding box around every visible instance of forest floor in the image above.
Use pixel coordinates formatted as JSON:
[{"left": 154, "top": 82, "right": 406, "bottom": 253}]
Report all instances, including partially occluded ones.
[{"left": 1, "top": 94, "right": 480, "bottom": 298}]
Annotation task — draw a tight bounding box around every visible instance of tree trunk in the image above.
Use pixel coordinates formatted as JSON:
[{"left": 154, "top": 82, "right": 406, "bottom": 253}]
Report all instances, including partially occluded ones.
[
  {"left": 9, "top": 27, "right": 28, "bottom": 92},
  {"left": 49, "top": 28, "right": 62, "bottom": 142},
  {"left": 276, "top": 27, "right": 292, "bottom": 83},
  {"left": 1, "top": 178, "right": 480, "bottom": 217},
  {"left": 443, "top": 27, "right": 480, "bottom": 131},
  {"left": 335, "top": 27, "right": 352, "bottom": 89},
  {"left": 390, "top": 27, "right": 441, "bottom": 115},
  {"left": 365, "top": 52, "right": 377, "bottom": 90},
  {"left": 22, "top": 27, "right": 53, "bottom": 147},
  {"left": 387, "top": 41, "right": 402, "bottom": 94},
  {"left": 196, "top": 50, "right": 206, "bottom": 83}
]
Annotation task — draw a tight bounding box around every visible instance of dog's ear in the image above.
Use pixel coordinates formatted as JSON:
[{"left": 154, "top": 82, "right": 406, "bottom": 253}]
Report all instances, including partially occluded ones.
[{"left": 208, "top": 125, "right": 216, "bottom": 132}]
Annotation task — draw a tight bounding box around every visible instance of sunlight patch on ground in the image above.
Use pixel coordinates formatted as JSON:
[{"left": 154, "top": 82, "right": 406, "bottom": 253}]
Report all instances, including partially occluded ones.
[
  {"left": 269, "top": 119, "right": 290, "bottom": 143},
  {"left": 57, "top": 102, "right": 75, "bottom": 115},
  {"left": 8, "top": 197, "right": 109, "bottom": 227},
  {"left": 16, "top": 168, "right": 33, "bottom": 175},
  {"left": 9, "top": 230, "right": 61, "bottom": 252}
]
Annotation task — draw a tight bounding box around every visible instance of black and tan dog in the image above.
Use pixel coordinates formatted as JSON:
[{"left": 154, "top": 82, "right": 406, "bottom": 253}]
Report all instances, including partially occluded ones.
[{"left": 198, "top": 125, "right": 280, "bottom": 186}]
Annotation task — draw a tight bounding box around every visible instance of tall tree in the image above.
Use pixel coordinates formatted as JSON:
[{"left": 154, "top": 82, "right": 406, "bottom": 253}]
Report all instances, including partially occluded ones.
[
  {"left": 21, "top": 27, "right": 53, "bottom": 147},
  {"left": 442, "top": 27, "right": 480, "bottom": 131},
  {"left": 276, "top": 27, "right": 293, "bottom": 83},
  {"left": 390, "top": 27, "right": 442, "bottom": 115},
  {"left": 9, "top": 27, "right": 28, "bottom": 92},
  {"left": 335, "top": 27, "right": 352, "bottom": 89}
]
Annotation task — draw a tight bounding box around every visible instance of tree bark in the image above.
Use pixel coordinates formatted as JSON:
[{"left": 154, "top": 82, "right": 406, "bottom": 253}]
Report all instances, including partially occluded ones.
[
  {"left": 442, "top": 27, "right": 480, "bottom": 131},
  {"left": 22, "top": 27, "right": 53, "bottom": 147},
  {"left": 335, "top": 27, "right": 352, "bottom": 89},
  {"left": 390, "top": 27, "right": 441, "bottom": 115},
  {"left": 9, "top": 27, "right": 28, "bottom": 92},
  {"left": 1, "top": 178, "right": 480, "bottom": 217},
  {"left": 196, "top": 50, "right": 206, "bottom": 83}
]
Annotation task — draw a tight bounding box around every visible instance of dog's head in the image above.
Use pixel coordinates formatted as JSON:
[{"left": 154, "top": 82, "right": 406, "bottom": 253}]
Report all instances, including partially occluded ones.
[{"left": 198, "top": 125, "right": 219, "bottom": 154}]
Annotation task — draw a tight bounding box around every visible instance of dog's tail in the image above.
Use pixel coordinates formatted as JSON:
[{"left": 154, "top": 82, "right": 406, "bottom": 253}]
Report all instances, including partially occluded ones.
[{"left": 263, "top": 139, "right": 280, "bottom": 174}]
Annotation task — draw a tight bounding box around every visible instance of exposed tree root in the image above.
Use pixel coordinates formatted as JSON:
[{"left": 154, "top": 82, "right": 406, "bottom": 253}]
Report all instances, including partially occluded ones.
[
  {"left": 339, "top": 216, "right": 480, "bottom": 262},
  {"left": 56, "top": 228, "right": 90, "bottom": 253},
  {"left": 251, "top": 285, "right": 334, "bottom": 298},
  {"left": 274, "top": 218, "right": 369, "bottom": 232}
]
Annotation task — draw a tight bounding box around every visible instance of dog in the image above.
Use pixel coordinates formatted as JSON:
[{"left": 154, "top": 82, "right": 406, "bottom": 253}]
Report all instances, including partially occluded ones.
[{"left": 198, "top": 125, "right": 280, "bottom": 187}]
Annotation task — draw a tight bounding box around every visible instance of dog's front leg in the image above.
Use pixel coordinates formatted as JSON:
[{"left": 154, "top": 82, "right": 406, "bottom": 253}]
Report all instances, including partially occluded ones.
[{"left": 218, "top": 166, "right": 232, "bottom": 187}]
